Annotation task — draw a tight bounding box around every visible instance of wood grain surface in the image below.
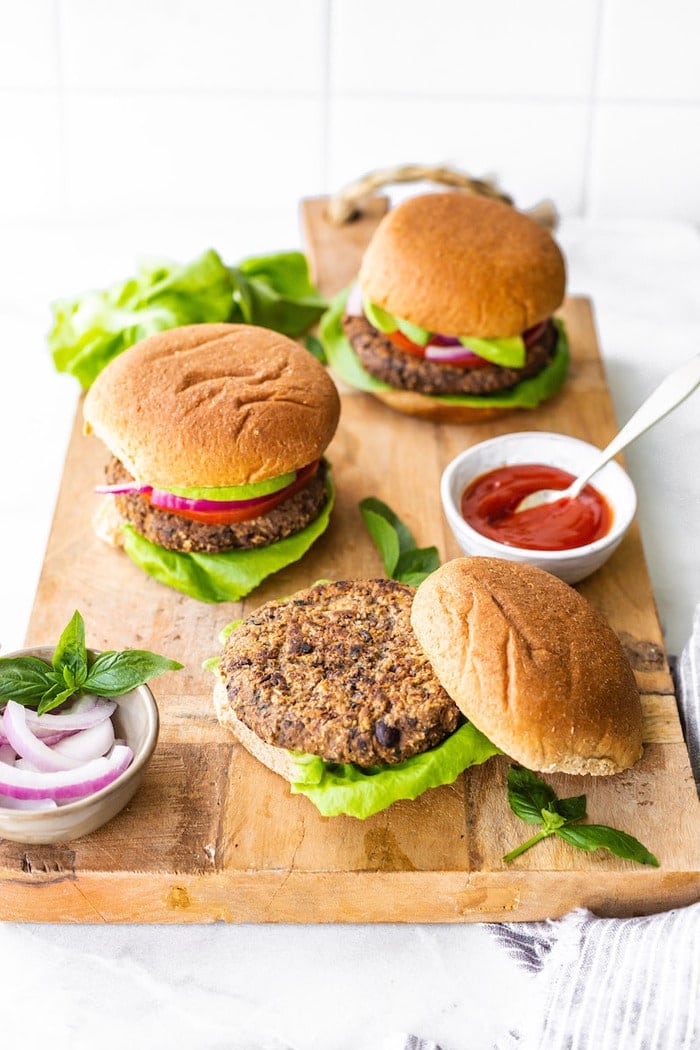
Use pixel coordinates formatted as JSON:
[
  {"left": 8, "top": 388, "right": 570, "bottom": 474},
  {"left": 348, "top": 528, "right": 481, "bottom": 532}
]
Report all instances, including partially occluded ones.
[{"left": 2, "top": 195, "right": 698, "bottom": 923}]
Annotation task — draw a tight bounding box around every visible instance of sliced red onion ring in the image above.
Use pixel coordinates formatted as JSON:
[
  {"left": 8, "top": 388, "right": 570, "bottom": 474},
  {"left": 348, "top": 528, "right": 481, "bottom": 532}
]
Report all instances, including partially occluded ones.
[
  {"left": 3, "top": 701, "right": 86, "bottom": 771},
  {"left": 523, "top": 320, "right": 548, "bottom": 346},
  {"left": 23, "top": 697, "right": 115, "bottom": 733},
  {"left": 427, "top": 333, "right": 462, "bottom": 347},
  {"left": 345, "top": 282, "right": 364, "bottom": 317},
  {"left": 0, "top": 794, "right": 58, "bottom": 811},
  {"left": 0, "top": 744, "right": 133, "bottom": 800},
  {"left": 95, "top": 482, "right": 152, "bottom": 496},
  {"left": 0, "top": 744, "right": 15, "bottom": 765},
  {"left": 50, "top": 719, "right": 115, "bottom": 763},
  {"left": 424, "top": 343, "right": 483, "bottom": 365},
  {"left": 149, "top": 485, "right": 288, "bottom": 515}
]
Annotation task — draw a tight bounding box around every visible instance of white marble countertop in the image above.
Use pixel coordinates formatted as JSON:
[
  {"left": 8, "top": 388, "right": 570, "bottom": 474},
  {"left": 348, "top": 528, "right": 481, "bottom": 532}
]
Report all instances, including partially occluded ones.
[{"left": 0, "top": 213, "right": 698, "bottom": 1049}]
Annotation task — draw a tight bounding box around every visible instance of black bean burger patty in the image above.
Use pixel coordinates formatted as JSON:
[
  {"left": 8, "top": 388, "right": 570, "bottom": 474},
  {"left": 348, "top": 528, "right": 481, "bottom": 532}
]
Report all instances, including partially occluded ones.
[
  {"left": 219, "top": 578, "right": 462, "bottom": 768},
  {"left": 342, "top": 315, "right": 558, "bottom": 395},
  {"left": 105, "top": 457, "right": 329, "bottom": 554}
]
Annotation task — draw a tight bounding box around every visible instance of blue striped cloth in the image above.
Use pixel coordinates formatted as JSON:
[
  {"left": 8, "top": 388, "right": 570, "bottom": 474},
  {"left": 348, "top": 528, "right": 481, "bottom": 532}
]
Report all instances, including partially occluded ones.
[{"left": 399, "top": 604, "right": 700, "bottom": 1050}]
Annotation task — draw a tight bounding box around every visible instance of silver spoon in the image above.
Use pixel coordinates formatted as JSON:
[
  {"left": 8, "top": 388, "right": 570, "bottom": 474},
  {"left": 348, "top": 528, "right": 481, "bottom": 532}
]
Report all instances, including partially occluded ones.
[{"left": 516, "top": 353, "right": 700, "bottom": 512}]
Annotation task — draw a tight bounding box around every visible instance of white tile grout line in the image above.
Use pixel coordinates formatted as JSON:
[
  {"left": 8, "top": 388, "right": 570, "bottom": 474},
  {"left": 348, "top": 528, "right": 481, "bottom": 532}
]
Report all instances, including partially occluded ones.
[
  {"left": 54, "top": 0, "right": 68, "bottom": 215},
  {"left": 581, "top": 0, "right": 607, "bottom": 221},
  {"left": 320, "top": 0, "right": 333, "bottom": 193}
]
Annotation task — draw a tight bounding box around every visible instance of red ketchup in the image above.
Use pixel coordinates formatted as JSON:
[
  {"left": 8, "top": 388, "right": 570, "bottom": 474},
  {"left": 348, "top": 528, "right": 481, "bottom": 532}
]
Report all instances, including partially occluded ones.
[{"left": 460, "top": 464, "right": 613, "bottom": 551}]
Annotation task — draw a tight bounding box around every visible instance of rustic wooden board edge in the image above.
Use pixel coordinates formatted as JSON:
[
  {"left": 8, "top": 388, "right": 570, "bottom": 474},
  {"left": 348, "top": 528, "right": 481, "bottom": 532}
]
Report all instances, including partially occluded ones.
[{"left": 2, "top": 867, "right": 699, "bottom": 924}]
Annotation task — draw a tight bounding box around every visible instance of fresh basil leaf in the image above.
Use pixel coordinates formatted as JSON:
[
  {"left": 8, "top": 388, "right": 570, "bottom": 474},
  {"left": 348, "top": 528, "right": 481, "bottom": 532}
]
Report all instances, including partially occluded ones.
[
  {"left": 394, "top": 546, "right": 440, "bottom": 587},
  {"left": 84, "top": 650, "right": 183, "bottom": 696},
  {"left": 556, "top": 824, "right": 659, "bottom": 867},
  {"left": 541, "top": 808, "right": 567, "bottom": 833},
  {"left": 38, "top": 684, "right": 77, "bottom": 715},
  {"left": 554, "top": 794, "right": 587, "bottom": 822},
  {"left": 506, "top": 766, "right": 558, "bottom": 825},
  {"left": 0, "top": 656, "right": 58, "bottom": 705},
  {"left": 360, "top": 507, "right": 400, "bottom": 577},
  {"left": 359, "top": 497, "right": 417, "bottom": 554},
  {"left": 304, "top": 333, "right": 327, "bottom": 364},
  {"left": 52, "top": 609, "right": 88, "bottom": 688}
]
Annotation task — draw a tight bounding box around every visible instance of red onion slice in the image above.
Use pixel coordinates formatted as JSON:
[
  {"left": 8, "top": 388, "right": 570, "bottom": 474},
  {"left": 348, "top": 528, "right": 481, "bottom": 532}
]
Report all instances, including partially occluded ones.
[
  {"left": 50, "top": 719, "right": 115, "bottom": 763},
  {"left": 23, "top": 697, "right": 115, "bottom": 733},
  {"left": 0, "top": 744, "right": 15, "bottom": 765},
  {"left": 149, "top": 485, "right": 287, "bottom": 514},
  {"left": 3, "top": 701, "right": 86, "bottom": 771},
  {"left": 0, "top": 794, "right": 58, "bottom": 811},
  {"left": 0, "top": 744, "right": 133, "bottom": 800},
  {"left": 424, "top": 343, "right": 483, "bottom": 365},
  {"left": 345, "top": 282, "right": 364, "bottom": 317},
  {"left": 95, "top": 482, "right": 152, "bottom": 496}
]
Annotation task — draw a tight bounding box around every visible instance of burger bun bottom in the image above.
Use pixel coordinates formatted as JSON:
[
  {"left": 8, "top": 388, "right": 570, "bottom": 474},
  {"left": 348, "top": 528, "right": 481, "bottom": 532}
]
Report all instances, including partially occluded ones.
[
  {"left": 213, "top": 679, "right": 299, "bottom": 783},
  {"left": 371, "top": 387, "right": 515, "bottom": 423}
]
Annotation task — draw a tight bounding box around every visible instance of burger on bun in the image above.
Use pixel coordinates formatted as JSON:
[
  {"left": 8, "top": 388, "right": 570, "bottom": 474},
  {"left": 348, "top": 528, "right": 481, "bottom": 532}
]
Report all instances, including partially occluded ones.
[
  {"left": 212, "top": 560, "right": 642, "bottom": 819},
  {"left": 320, "top": 192, "right": 569, "bottom": 423},
  {"left": 83, "top": 323, "right": 340, "bottom": 602}
]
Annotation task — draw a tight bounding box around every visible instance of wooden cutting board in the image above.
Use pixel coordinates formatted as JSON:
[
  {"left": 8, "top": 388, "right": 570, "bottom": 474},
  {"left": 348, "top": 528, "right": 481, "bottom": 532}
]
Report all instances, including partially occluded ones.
[{"left": 2, "top": 197, "right": 698, "bottom": 923}]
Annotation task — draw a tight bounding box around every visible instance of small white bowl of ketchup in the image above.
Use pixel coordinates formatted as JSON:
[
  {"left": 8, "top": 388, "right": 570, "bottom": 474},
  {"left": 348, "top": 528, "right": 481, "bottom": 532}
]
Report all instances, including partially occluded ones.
[{"left": 441, "top": 432, "right": 637, "bottom": 584}]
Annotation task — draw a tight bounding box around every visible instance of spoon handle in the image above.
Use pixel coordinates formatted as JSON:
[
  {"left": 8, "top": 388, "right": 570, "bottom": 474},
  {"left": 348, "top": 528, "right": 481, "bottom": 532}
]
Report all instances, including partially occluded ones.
[{"left": 570, "top": 353, "right": 700, "bottom": 498}]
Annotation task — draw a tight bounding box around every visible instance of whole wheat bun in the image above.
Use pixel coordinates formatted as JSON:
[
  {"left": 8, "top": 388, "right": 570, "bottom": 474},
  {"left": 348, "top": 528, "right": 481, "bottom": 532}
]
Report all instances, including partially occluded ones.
[
  {"left": 359, "top": 193, "right": 566, "bottom": 338},
  {"left": 411, "top": 558, "right": 643, "bottom": 776},
  {"left": 213, "top": 678, "right": 300, "bottom": 783},
  {"left": 83, "top": 323, "right": 340, "bottom": 488}
]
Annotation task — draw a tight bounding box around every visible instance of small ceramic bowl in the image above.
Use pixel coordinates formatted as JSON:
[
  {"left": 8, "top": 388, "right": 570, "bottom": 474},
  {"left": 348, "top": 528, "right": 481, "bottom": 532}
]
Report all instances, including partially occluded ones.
[
  {"left": 0, "top": 647, "right": 159, "bottom": 844},
  {"left": 441, "top": 431, "right": 637, "bottom": 584}
]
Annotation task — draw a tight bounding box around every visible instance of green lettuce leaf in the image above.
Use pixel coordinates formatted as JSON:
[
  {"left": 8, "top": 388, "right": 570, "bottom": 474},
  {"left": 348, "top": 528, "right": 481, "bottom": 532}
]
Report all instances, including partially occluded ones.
[
  {"left": 49, "top": 249, "right": 327, "bottom": 388},
  {"left": 119, "top": 471, "right": 335, "bottom": 603},
  {"left": 230, "top": 251, "right": 327, "bottom": 338},
  {"left": 288, "top": 721, "right": 501, "bottom": 819},
  {"left": 49, "top": 249, "right": 235, "bottom": 389},
  {"left": 320, "top": 287, "right": 569, "bottom": 409}
]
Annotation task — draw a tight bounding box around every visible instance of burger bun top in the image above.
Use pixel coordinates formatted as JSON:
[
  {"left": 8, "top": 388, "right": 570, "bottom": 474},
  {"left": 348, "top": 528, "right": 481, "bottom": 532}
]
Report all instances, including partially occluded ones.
[
  {"left": 411, "top": 557, "right": 643, "bottom": 775},
  {"left": 359, "top": 193, "right": 566, "bottom": 338},
  {"left": 83, "top": 323, "right": 340, "bottom": 489}
]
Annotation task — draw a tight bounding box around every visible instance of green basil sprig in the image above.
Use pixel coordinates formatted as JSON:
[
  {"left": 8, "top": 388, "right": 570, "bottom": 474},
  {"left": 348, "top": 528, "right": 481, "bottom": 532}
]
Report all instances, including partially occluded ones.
[
  {"left": 0, "top": 610, "right": 183, "bottom": 714},
  {"left": 359, "top": 497, "right": 439, "bottom": 587},
  {"left": 504, "top": 766, "right": 659, "bottom": 867}
]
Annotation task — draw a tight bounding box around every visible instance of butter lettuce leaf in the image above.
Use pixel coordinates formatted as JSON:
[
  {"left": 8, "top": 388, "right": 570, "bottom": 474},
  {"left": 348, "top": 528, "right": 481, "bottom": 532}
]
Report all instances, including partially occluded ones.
[
  {"left": 320, "top": 288, "right": 569, "bottom": 409},
  {"left": 289, "top": 721, "right": 501, "bottom": 819},
  {"left": 120, "top": 472, "right": 335, "bottom": 603},
  {"left": 50, "top": 250, "right": 235, "bottom": 389},
  {"left": 231, "top": 251, "right": 327, "bottom": 338},
  {"left": 50, "top": 249, "right": 327, "bottom": 388}
]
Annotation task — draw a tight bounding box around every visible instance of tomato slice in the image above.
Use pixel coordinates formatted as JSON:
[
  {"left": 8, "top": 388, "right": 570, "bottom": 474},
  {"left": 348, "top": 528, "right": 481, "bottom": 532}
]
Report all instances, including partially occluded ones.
[
  {"left": 145, "top": 462, "right": 320, "bottom": 525},
  {"left": 386, "top": 330, "right": 427, "bottom": 357}
]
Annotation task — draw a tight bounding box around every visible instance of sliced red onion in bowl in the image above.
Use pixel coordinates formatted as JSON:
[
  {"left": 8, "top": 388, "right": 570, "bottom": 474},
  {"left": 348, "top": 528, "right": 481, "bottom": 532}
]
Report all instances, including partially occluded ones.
[
  {"left": 3, "top": 701, "right": 86, "bottom": 772},
  {"left": 0, "top": 744, "right": 134, "bottom": 801},
  {"left": 23, "top": 697, "right": 115, "bottom": 733},
  {"left": 0, "top": 794, "right": 58, "bottom": 811},
  {"left": 50, "top": 718, "right": 115, "bottom": 763},
  {"left": 0, "top": 744, "right": 15, "bottom": 765}
]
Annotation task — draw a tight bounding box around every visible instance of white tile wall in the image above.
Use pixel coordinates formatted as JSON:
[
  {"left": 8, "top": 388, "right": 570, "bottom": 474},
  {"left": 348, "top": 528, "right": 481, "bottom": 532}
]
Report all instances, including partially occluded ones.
[{"left": 0, "top": 0, "right": 699, "bottom": 226}]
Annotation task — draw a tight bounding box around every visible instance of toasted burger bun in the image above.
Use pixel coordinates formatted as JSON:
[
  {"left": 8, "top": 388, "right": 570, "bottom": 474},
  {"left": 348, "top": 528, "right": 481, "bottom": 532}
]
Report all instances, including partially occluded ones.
[
  {"left": 83, "top": 323, "right": 340, "bottom": 489},
  {"left": 411, "top": 558, "right": 643, "bottom": 776},
  {"left": 360, "top": 193, "right": 566, "bottom": 338}
]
